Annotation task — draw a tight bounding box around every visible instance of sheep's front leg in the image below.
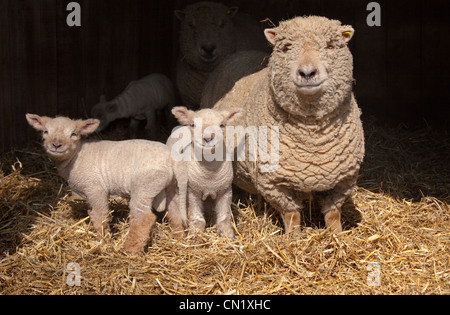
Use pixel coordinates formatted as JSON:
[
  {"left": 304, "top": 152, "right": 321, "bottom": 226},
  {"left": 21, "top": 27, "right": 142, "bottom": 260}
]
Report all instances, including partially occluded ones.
[
  {"left": 214, "top": 188, "right": 235, "bottom": 240},
  {"left": 188, "top": 191, "right": 206, "bottom": 235},
  {"left": 86, "top": 190, "right": 111, "bottom": 241},
  {"left": 259, "top": 185, "right": 303, "bottom": 234},
  {"left": 123, "top": 195, "right": 156, "bottom": 255},
  {"left": 317, "top": 175, "right": 357, "bottom": 234}
]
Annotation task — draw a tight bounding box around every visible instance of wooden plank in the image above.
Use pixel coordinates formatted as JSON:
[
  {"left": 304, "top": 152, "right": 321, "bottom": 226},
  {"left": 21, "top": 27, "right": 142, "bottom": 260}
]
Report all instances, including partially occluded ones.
[
  {"left": 385, "top": 0, "right": 422, "bottom": 125},
  {"left": 420, "top": 0, "right": 450, "bottom": 126},
  {"left": 0, "top": 0, "right": 12, "bottom": 152},
  {"left": 56, "top": 0, "right": 85, "bottom": 118}
]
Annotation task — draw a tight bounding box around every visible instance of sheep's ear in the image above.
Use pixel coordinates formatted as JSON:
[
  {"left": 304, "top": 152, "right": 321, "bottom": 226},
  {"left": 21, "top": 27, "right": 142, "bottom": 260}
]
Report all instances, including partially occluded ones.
[
  {"left": 174, "top": 10, "right": 185, "bottom": 21},
  {"left": 222, "top": 109, "right": 242, "bottom": 125},
  {"left": 341, "top": 26, "right": 355, "bottom": 43},
  {"left": 227, "top": 7, "right": 239, "bottom": 18},
  {"left": 172, "top": 106, "right": 193, "bottom": 125},
  {"left": 264, "top": 28, "right": 277, "bottom": 46},
  {"left": 99, "top": 95, "right": 106, "bottom": 102},
  {"left": 26, "top": 114, "right": 47, "bottom": 131},
  {"left": 79, "top": 119, "right": 100, "bottom": 135}
]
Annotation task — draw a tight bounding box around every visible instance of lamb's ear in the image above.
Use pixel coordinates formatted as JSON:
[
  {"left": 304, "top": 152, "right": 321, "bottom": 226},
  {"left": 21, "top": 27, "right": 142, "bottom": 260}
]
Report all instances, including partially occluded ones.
[
  {"left": 227, "top": 7, "right": 239, "bottom": 18},
  {"left": 174, "top": 10, "right": 185, "bottom": 21},
  {"left": 79, "top": 119, "right": 100, "bottom": 135},
  {"left": 341, "top": 26, "right": 355, "bottom": 43},
  {"left": 172, "top": 106, "right": 193, "bottom": 125},
  {"left": 222, "top": 109, "right": 242, "bottom": 125},
  {"left": 264, "top": 28, "right": 277, "bottom": 46},
  {"left": 26, "top": 114, "right": 47, "bottom": 131}
]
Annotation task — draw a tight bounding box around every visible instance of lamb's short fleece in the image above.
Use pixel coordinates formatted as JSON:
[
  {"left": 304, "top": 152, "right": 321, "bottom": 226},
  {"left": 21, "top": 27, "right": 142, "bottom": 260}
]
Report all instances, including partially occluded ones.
[
  {"left": 167, "top": 107, "right": 241, "bottom": 239},
  {"left": 26, "top": 114, "right": 186, "bottom": 255}
]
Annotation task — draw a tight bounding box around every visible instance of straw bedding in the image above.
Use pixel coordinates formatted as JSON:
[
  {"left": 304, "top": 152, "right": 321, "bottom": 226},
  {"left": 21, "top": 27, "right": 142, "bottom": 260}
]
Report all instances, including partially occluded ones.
[{"left": 0, "top": 121, "right": 449, "bottom": 295}]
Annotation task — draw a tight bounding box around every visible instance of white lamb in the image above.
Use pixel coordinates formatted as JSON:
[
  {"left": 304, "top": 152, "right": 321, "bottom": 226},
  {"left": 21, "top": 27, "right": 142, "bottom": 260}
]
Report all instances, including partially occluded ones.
[
  {"left": 26, "top": 114, "right": 187, "bottom": 255},
  {"left": 166, "top": 107, "right": 241, "bottom": 239},
  {"left": 91, "top": 73, "right": 176, "bottom": 139}
]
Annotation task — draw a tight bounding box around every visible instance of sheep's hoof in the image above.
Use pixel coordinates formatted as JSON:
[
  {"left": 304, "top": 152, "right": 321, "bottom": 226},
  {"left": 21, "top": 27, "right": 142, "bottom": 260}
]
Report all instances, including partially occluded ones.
[
  {"left": 123, "top": 244, "right": 144, "bottom": 256},
  {"left": 324, "top": 209, "right": 343, "bottom": 233},
  {"left": 282, "top": 211, "right": 301, "bottom": 234}
]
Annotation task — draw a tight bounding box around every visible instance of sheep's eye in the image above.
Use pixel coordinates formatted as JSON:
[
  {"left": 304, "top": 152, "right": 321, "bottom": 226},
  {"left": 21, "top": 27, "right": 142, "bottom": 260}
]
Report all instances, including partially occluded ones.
[
  {"left": 220, "top": 124, "right": 225, "bottom": 128},
  {"left": 327, "top": 43, "right": 335, "bottom": 49},
  {"left": 218, "top": 20, "right": 225, "bottom": 28},
  {"left": 190, "top": 124, "right": 195, "bottom": 128},
  {"left": 188, "top": 21, "right": 195, "bottom": 29},
  {"left": 280, "top": 43, "right": 292, "bottom": 53},
  {"left": 43, "top": 130, "right": 49, "bottom": 135},
  {"left": 71, "top": 133, "right": 77, "bottom": 138}
]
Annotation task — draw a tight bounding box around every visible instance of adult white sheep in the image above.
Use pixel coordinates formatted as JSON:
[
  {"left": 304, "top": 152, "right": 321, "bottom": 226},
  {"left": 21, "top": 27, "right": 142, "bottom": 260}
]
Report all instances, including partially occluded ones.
[
  {"left": 212, "top": 16, "right": 365, "bottom": 234},
  {"left": 26, "top": 114, "right": 186, "bottom": 255},
  {"left": 175, "top": 1, "right": 269, "bottom": 109},
  {"left": 91, "top": 73, "right": 175, "bottom": 139},
  {"left": 166, "top": 107, "right": 241, "bottom": 239}
]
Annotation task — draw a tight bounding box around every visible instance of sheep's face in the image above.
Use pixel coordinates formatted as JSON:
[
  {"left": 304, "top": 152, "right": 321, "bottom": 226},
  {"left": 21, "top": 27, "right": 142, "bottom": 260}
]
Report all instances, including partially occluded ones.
[
  {"left": 172, "top": 107, "right": 241, "bottom": 151},
  {"left": 176, "top": 3, "right": 238, "bottom": 72},
  {"left": 26, "top": 114, "right": 100, "bottom": 162},
  {"left": 91, "top": 95, "right": 119, "bottom": 132},
  {"left": 265, "top": 16, "right": 355, "bottom": 118}
]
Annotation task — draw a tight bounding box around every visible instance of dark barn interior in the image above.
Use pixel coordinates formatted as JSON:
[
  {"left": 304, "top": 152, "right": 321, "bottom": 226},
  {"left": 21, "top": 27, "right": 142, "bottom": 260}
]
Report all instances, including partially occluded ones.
[
  {"left": 1, "top": 0, "right": 449, "bottom": 152},
  {"left": 1, "top": 0, "right": 450, "bottom": 295}
]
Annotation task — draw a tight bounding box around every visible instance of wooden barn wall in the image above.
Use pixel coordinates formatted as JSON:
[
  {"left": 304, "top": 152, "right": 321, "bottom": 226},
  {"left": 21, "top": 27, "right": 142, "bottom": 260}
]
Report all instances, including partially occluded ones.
[{"left": 1, "top": 0, "right": 449, "bottom": 153}]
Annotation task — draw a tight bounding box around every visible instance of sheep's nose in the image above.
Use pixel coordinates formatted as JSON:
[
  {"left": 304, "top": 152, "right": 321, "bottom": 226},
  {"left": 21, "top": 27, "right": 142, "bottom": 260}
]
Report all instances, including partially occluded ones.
[
  {"left": 200, "top": 44, "right": 216, "bottom": 57},
  {"left": 298, "top": 66, "right": 318, "bottom": 81}
]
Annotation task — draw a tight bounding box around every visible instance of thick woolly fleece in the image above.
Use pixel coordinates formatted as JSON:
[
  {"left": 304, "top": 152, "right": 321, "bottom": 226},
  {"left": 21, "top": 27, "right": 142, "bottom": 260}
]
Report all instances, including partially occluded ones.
[{"left": 213, "top": 16, "right": 365, "bottom": 233}]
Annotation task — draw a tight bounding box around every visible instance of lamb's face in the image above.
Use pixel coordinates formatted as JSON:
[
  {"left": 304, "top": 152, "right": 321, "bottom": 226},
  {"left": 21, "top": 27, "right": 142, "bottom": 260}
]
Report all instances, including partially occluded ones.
[
  {"left": 172, "top": 107, "right": 241, "bottom": 151},
  {"left": 26, "top": 114, "right": 100, "bottom": 162},
  {"left": 91, "top": 99, "right": 119, "bottom": 132},
  {"left": 265, "top": 16, "right": 355, "bottom": 118},
  {"left": 176, "top": 3, "right": 238, "bottom": 72}
]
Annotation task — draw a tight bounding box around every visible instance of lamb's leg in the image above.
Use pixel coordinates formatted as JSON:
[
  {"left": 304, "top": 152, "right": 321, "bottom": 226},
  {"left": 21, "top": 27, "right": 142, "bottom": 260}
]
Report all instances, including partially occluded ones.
[
  {"left": 188, "top": 191, "right": 206, "bottom": 235},
  {"left": 166, "top": 184, "right": 186, "bottom": 239},
  {"left": 129, "top": 117, "right": 141, "bottom": 138},
  {"left": 86, "top": 191, "right": 111, "bottom": 241},
  {"left": 145, "top": 109, "right": 160, "bottom": 140},
  {"left": 317, "top": 176, "right": 357, "bottom": 233},
  {"left": 123, "top": 195, "right": 156, "bottom": 255},
  {"left": 214, "top": 188, "right": 235, "bottom": 240}
]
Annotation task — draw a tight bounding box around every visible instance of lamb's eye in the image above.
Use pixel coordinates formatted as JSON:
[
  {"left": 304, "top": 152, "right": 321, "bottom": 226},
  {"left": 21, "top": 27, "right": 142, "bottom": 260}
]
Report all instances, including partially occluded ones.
[
  {"left": 43, "top": 130, "right": 49, "bottom": 135},
  {"left": 71, "top": 133, "right": 77, "bottom": 138},
  {"left": 327, "top": 42, "right": 335, "bottom": 49},
  {"left": 220, "top": 124, "right": 225, "bottom": 128},
  {"left": 190, "top": 124, "right": 195, "bottom": 128},
  {"left": 218, "top": 20, "right": 225, "bottom": 28}
]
